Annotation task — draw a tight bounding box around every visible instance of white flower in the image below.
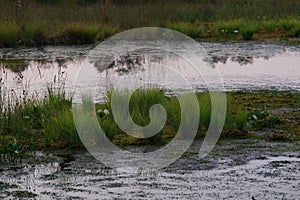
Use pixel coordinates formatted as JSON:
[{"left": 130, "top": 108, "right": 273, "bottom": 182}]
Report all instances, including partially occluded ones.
[
  {"left": 103, "top": 109, "right": 110, "bottom": 115},
  {"left": 252, "top": 115, "right": 258, "bottom": 120},
  {"left": 97, "top": 109, "right": 110, "bottom": 115},
  {"left": 23, "top": 116, "right": 30, "bottom": 119},
  {"left": 234, "top": 30, "right": 239, "bottom": 34}
]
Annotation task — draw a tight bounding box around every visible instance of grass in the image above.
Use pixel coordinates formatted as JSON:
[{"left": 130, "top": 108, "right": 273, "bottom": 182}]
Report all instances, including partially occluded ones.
[
  {"left": 292, "top": 25, "right": 300, "bottom": 37},
  {"left": 61, "top": 23, "right": 99, "bottom": 45},
  {"left": 1, "top": 79, "right": 299, "bottom": 156},
  {"left": 0, "top": 23, "right": 20, "bottom": 47},
  {"left": 0, "top": 0, "right": 299, "bottom": 47},
  {"left": 240, "top": 22, "right": 257, "bottom": 40},
  {"left": 167, "top": 22, "right": 204, "bottom": 38}
]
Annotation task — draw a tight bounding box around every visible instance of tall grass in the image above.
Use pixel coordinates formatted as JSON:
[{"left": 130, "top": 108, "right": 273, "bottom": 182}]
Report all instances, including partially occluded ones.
[
  {"left": 0, "top": 23, "right": 20, "bottom": 47},
  {"left": 278, "top": 18, "right": 299, "bottom": 31},
  {"left": 61, "top": 23, "right": 99, "bottom": 44},
  {"left": 0, "top": 0, "right": 299, "bottom": 46},
  {"left": 292, "top": 25, "right": 300, "bottom": 37},
  {"left": 167, "top": 22, "right": 204, "bottom": 38},
  {"left": 240, "top": 22, "right": 257, "bottom": 40},
  {"left": 0, "top": 84, "right": 280, "bottom": 150}
]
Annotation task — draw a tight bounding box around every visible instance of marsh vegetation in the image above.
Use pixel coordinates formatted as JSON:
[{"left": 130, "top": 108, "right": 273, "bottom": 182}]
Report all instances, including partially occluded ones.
[{"left": 0, "top": 0, "right": 300, "bottom": 47}]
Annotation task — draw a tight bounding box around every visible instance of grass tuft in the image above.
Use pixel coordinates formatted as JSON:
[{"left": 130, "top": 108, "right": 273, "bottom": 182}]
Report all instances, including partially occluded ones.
[
  {"left": 292, "top": 25, "right": 300, "bottom": 37},
  {"left": 240, "top": 22, "right": 257, "bottom": 40}
]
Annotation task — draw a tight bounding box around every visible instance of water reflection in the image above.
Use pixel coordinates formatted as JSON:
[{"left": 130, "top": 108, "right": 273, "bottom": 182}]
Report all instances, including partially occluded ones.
[{"left": 0, "top": 41, "right": 299, "bottom": 97}]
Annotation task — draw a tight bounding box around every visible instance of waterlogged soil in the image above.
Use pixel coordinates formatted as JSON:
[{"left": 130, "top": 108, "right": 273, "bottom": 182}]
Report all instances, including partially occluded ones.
[{"left": 0, "top": 139, "right": 299, "bottom": 199}]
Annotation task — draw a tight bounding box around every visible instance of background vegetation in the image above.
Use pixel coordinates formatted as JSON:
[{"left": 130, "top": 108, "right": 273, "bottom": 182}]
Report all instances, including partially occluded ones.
[{"left": 0, "top": 0, "right": 300, "bottom": 46}]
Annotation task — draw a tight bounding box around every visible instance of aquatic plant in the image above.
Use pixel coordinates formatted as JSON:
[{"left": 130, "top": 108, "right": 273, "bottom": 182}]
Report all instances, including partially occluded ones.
[{"left": 248, "top": 109, "right": 279, "bottom": 129}]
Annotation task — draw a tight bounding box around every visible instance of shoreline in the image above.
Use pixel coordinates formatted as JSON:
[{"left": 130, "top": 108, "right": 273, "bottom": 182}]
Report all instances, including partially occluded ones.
[{"left": 0, "top": 90, "right": 299, "bottom": 155}]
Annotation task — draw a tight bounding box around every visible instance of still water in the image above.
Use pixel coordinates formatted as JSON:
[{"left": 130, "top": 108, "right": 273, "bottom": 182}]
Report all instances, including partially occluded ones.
[{"left": 1, "top": 41, "right": 300, "bottom": 100}]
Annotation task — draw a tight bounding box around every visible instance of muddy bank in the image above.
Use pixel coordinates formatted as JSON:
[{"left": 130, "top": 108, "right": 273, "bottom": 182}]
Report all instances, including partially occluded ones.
[{"left": 0, "top": 139, "right": 299, "bottom": 199}]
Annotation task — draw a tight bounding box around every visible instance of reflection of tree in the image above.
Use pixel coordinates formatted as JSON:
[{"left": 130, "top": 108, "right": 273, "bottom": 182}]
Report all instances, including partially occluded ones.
[
  {"left": 231, "top": 56, "right": 254, "bottom": 65},
  {"left": 0, "top": 57, "right": 78, "bottom": 73},
  {"left": 91, "top": 50, "right": 169, "bottom": 75},
  {"left": 107, "top": 54, "right": 144, "bottom": 74},
  {"left": 205, "top": 54, "right": 271, "bottom": 66},
  {"left": 0, "top": 59, "right": 28, "bottom": 73}
]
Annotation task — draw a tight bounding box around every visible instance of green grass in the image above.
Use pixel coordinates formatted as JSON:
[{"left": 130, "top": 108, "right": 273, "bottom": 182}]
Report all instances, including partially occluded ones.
[
  {"left": 1, "top": 83, "right": 299, "bottom": 153},
  {"left": 167, "top": 22, "right": 204, "bottom": 38},
  {"left": 278, "top": 18, "right": 299, "bottom": 31},
  {"left": 235, "top": 112, "right": 248, "bottom": 130},
  {"left": 262, "top": 20, "right": 277, "bottom": 32},
  {"left": 0, "top": 0, "right": 299, "bottom": 46},
  {"left": 217, "top": 19, "right": 243, "bottom": 34},
  {"left": 61, "top": 23, "right": 99, "bottom": 44},
  {"left": 240, "top": 22, "right": 257, "bottom": 40},
  {"left": 0, "top": 23, "right": 20, "bottom": 47},
  {"left": 292, "top": 25, "right": 300, "bottom": 37}
]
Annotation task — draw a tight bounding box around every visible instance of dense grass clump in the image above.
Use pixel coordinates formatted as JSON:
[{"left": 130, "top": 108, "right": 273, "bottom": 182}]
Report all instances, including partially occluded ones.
[
  {"left": 240, "top": 22, "right": 257, "bottom": 40},
  {"left": 292, "top": 25, "right": 300, "bottom": 37},
  {"left": 262, "top": 20, "right": 277, "bottom": 33}
]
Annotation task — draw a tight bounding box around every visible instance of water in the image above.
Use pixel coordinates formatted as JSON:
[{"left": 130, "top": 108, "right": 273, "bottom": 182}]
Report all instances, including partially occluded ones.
[
  {"left": 1, "top": 41, "right": 300, "bottom": 101},
  {"left": 1, "top": 41, "right": 300, "bottom": 199},
  {"left": 1, "top": 140, "right": 300, "bottom": 199}
]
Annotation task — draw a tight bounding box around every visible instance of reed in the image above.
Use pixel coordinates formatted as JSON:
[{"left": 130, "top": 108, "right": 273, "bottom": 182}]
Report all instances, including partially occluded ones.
[{"left": 0, "top": 0, "right": 299, "bottom": 46}]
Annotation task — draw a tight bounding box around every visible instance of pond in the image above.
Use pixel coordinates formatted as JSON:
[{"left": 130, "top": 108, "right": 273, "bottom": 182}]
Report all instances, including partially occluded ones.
[
  {"left": 1, "top": 41, "right": 300, "bottom": 100},
  {"left": 0, "top": 41, "right": 300, "bottom": 199}
]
